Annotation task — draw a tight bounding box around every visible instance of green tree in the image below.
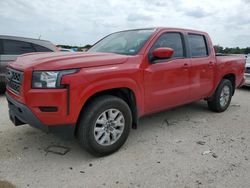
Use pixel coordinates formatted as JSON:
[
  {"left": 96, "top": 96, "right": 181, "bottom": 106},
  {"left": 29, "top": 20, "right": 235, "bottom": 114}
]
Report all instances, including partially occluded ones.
[{"left": 214, "top": 45, "right": 224, "bottom": 53}]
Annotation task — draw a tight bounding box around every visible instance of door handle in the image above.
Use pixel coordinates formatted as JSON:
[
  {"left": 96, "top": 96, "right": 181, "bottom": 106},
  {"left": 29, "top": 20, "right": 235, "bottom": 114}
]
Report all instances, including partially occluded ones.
[
  {"left": 183, "top": 63, "right": 188, "bottom": 71},
  {"left": 208, "top": 61, "right": 214, "bottom": 68}
]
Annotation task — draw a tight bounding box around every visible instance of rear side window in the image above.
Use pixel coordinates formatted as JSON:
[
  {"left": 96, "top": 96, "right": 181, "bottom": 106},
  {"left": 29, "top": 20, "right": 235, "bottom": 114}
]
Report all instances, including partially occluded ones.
[
  {"left": 2, "top": 39, "right": 35, "bottom": 55},
  {"left": 151, "top": 32, "right": 184, "bottom": 58},
  {"left": 188, "top": 34, "right": 208, "bottom": 57},
  {"left": 33, "top": 44, "right": 53, "bottom": 52}
]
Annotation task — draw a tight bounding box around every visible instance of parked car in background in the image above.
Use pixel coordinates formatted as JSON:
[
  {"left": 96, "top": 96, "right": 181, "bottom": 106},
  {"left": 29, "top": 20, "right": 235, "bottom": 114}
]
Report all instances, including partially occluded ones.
[
  {"left": 0, "top": 35, "right": 57, "bottom": 93},
  {"left": 244, "top": 54, "right": 250, "bottom": 86}
]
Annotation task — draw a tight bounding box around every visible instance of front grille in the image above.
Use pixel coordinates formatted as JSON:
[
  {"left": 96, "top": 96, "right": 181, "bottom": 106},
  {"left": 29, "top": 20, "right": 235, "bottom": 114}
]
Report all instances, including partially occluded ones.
[
  {"left": 6, "top": 68, "right": 23, "bottom": 94},
  {"left": 246, "top": 67, "right": 250, "bottom": 74}
]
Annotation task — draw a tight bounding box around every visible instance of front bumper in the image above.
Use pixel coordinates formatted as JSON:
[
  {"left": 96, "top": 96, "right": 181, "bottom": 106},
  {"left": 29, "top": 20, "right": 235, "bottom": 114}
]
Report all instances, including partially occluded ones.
[
  {"left": 6, "top": 93, "right": 75, "bottom": 135},
  {"left": 244, "top": 73, "right": 250, "bottom": 86}
]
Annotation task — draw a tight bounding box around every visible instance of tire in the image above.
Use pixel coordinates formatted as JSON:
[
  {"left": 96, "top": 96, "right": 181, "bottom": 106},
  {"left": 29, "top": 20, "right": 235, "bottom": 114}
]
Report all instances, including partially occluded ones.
[
  {"left": 77, "top": 95, "right": 132, "bottom": 156},
  {"left": 0, "top": 82, "right": 6, "bottom": 94},
  {"left": 207, "top": 79, "right": 233, "bottom": 112}
]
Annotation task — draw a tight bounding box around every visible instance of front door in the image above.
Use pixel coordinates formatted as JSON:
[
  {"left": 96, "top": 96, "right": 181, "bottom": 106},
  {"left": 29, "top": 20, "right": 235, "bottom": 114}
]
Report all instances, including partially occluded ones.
[{"left": 144, "top": 32, "right": 191, "bottom": 114}]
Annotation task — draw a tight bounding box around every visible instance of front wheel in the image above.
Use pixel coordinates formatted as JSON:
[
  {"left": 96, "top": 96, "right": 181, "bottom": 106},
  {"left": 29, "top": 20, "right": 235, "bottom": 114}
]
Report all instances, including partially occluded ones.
[
  {"left": 77, "top": 95, "right": 132, "bottom": 156},
  {"left": 207, "top": 79, "right": 233, "bottom": 112}
]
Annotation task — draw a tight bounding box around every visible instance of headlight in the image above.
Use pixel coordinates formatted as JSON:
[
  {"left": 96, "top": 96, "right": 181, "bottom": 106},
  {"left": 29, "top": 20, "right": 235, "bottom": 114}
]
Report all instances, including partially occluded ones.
[{"left": 32, "top": 69, "right": 79, "bottom": 88}]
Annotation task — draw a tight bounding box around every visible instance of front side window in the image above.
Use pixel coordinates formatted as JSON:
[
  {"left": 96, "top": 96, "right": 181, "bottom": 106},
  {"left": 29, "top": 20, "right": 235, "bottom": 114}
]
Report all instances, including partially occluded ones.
[
  {"left": 2, "top": 39, "right": 35, "bottom": 55},
  {"left": 150, "top": 32, "right": 185, "bottom": 58},
  {"left": 188, "top": 34, "right": 208, "bottom": 57},
  {"left": 89, "top": 29, "right": 155, "bottom": 55}
]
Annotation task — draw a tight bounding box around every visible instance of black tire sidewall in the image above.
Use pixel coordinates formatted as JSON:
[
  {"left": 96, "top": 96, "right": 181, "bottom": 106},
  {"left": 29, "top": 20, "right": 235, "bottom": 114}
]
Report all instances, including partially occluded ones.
[
  {"left": 0, "top": 83, "right": 6, "bottom": 94},
  {"left": 214, "top": 79, "right": 233, "bottom": 111},
  {"left": 78, "top": 96, "right": 132, "bottom": 156}
]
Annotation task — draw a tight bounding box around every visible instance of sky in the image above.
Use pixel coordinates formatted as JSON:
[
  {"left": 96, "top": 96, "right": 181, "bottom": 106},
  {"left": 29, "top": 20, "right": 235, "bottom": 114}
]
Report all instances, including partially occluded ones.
[{"left": 0, "top": 0, "right": 250, "bottom": 47}]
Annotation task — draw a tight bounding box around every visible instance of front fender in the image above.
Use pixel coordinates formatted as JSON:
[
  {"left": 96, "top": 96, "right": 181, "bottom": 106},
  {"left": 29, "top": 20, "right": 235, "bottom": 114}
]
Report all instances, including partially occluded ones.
[{"left": 73, "top": 78, "right": 144, "bottom": 123}]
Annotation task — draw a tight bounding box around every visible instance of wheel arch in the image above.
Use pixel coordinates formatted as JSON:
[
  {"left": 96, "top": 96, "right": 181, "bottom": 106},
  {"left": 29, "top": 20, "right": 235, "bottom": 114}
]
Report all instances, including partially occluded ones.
[
  {"left": 208, "top": 72, "right": 236, "bottom": 101},
  {"left": 75, "top": 83, "right": 142, "bottom": 135},
  {"left": 222, "top": 73, "right": 236, "bottom": 95}
]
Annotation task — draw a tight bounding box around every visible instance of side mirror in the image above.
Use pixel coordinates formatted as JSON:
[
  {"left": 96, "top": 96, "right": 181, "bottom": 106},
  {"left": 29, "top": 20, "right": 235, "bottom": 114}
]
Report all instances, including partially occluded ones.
[{"left": 152, "top": 47, "right": 174, "bottom": 60}]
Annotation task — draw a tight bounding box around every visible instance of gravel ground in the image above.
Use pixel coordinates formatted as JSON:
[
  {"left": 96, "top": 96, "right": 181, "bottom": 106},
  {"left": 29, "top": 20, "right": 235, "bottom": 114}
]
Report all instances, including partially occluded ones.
[{"left": 0, "top": 88, "right": 250, "bottom": 188}]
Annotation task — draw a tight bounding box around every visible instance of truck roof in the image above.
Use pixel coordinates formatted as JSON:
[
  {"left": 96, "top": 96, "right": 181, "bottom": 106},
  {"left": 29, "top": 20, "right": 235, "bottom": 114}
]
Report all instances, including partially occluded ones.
[{"left": 116, "top": 27, "right": 208, "bottom": 35}]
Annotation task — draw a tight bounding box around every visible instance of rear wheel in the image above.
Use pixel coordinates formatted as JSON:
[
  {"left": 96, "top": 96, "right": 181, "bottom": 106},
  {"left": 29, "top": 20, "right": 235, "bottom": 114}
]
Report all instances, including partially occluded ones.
[
  {"left": 207, "top": 79, "right": 233, "bottom": 112},
  {"left": 77, "top": 95, "right": 132, "bottom": 156}
]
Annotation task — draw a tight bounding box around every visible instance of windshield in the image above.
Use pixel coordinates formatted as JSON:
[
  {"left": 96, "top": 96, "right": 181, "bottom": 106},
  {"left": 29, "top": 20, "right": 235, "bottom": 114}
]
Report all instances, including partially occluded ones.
[{"left": 88, "top": 29, "right": 155, "bottom": 55}]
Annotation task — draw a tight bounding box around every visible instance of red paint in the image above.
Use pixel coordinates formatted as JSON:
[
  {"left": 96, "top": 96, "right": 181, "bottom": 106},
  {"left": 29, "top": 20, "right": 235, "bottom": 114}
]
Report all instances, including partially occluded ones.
[
  {"left": 152, "top": 48, "right": 174, "bottom": 59},
  {"left": 7, "top": 28, "right": 246, "bottom": 126}
]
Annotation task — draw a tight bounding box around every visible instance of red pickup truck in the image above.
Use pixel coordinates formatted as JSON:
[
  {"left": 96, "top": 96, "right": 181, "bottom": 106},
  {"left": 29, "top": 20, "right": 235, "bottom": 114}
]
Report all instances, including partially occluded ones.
[{"left": 6, "top": 28, "right": 246, "bottom": 156}]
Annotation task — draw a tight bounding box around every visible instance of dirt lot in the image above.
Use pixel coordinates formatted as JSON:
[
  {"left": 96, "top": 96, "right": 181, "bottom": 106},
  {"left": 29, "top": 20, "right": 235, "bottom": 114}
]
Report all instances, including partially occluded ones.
[{"left": 0, "top": 88, "right": 250, "bottom": 188}]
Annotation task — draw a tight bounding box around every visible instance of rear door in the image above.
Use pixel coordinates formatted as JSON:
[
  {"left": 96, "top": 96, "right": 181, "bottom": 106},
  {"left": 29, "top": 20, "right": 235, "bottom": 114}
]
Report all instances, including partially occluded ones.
[
  {"left": 0, "top": 39, "right": 36, "bottom": 74},
  {"left": 144, "top": 32, "right": 191, "bottom": 113},
  {"left": 0, "top": 39, "right": 19, "bottom": 80},
  {"left": 187, "top": 34, "right": 215, "bottom": 100}
]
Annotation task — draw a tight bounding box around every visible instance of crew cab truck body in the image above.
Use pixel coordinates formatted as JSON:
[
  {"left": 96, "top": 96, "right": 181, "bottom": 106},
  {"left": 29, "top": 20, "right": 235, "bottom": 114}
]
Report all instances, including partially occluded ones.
[{"left": 6, "top": 28, "right": 246, "bottom": 156}]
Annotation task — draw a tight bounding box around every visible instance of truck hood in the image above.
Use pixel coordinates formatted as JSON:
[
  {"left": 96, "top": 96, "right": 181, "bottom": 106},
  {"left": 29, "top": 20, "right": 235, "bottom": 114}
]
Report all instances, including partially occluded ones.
[{"left": 10, "top": 52, "right": 129, "bottom": 71}]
